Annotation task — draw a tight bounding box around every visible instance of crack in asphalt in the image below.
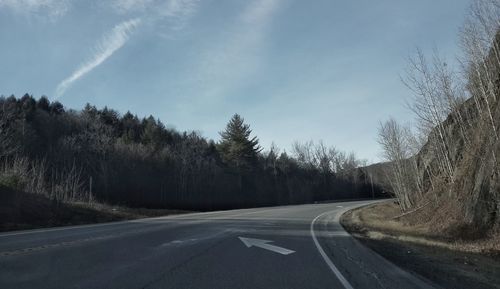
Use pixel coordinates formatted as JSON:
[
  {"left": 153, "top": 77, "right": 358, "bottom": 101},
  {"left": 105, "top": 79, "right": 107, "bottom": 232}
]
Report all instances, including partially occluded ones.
[
  {"left": 0, "top": 226, "right": 167, "bottom": 257},
  {"left": 140, "top": 231, "right": 234, "bottom": 289},
  {"left": 321, "top": 212, "right": 387, "bottom": 289}
]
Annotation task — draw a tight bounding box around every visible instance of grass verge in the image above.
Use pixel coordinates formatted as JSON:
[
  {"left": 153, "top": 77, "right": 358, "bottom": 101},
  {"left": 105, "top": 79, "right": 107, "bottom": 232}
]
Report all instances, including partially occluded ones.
[
  {"left": 341, "top": 201, "right": 500, "bottom": 289},
  {"left": 0, "top": 186, "right": 190, "bottom": 232}
]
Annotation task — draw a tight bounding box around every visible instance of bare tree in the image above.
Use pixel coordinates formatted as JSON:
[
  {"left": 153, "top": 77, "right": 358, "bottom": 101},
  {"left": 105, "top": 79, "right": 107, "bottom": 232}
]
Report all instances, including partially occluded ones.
[
  {"left": 292, "top": 140, "right": 364, "bottom": 175},
  {"left": 265, "top": 142, "right": 280, "bottom": 176},
  {"left": 378, "top": 119, "right": 417, "bottom": 211},
  {"left": 313, "top": 141, "right": 332, "bottom": 174},
  {"left": 402, "top": 48, "right": 459, "bottom": 183},
  {"left": 460, "top": 0, "right": 500, "bottom": 141},
  {"left": 292, "top": 140, "right": 316, "bottom": 170}
]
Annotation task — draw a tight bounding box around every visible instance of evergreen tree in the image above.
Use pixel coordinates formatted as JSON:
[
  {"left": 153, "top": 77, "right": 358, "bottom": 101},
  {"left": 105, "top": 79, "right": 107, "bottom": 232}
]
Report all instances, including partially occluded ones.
[
  {"left": 49, "top": 101, "right": 64, "bottom": 115},
  {"left": 218, "top": 114, "right": 261, "bottom": 169},
  {"left": 0, "top": 95, "right": 379, "bottom": 210},
  {"left": 36, "top": 96, "right": 50, "bottom": 111},
  {"left": 141, "top": 115, "right": 164, "bottom": 147},
  {"left": 121, "top": 111, "right": 141, "bottom": 143}
]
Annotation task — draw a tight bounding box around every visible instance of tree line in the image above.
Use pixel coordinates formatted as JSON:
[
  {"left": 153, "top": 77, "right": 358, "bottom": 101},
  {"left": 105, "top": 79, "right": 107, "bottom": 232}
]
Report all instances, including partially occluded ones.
[{"left": 0, "top": 96, "right": 382, "bottom": 210}]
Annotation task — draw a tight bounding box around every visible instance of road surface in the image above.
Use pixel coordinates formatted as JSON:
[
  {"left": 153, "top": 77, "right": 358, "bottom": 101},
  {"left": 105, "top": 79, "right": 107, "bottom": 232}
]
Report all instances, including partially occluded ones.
[{"left": 0, "top": 200, "right": 437, "bottom": 289}]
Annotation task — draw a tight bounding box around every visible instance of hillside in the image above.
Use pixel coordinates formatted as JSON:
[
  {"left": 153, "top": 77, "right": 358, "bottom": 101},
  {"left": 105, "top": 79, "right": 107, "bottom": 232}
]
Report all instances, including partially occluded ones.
[
  {"left": 363, "top": 5, "right": 500, "bottom": 242},
  {"left": 0, "top": 185, "right": 186, "bottom": 232},
  {"left": 409, "top": 33, "right": 500, "bottom": 238},
  {"left": 0, "top": 97, "right": 383, "bottom": 213}
]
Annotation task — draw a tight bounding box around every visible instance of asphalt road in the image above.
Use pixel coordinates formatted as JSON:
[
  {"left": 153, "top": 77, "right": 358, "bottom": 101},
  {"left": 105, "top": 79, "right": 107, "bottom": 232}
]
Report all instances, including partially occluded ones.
[{"left": 0, "top": 200, "right": 437, "bottom": 289}]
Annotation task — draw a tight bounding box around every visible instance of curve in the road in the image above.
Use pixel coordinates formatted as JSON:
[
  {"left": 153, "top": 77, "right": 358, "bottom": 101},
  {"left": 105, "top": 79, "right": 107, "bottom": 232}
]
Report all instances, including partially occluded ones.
[{"left": 311, "top": 210, "right": 354, "bottom": 289}]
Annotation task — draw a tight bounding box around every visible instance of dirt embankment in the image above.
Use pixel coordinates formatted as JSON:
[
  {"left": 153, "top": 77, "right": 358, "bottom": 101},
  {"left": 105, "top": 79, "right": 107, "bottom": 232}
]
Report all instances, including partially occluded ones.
[
  {"left": 0, "top": 186, "right": 190, "bottom": 232},
  {"left": 341, "top": 201, "right": 500, "bottom": 289}
]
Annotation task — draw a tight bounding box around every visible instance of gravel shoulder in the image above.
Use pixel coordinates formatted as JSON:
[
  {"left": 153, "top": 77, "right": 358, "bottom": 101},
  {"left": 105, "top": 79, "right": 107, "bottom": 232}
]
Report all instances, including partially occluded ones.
[{"left": 340, "top": 201, "right": 500, "bottom": 289}]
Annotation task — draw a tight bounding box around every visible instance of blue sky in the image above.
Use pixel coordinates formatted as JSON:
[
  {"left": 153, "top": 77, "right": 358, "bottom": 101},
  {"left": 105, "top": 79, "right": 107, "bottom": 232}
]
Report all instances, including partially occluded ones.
[{"left": 0, "top": 0, "right": 471, "bottom": 162}]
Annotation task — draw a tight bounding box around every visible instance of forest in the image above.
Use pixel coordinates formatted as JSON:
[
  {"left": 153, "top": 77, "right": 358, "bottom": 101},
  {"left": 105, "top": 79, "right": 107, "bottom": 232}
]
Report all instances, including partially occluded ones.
[{"left": 0, "top": 96, "right": 382, "bottom": 210}]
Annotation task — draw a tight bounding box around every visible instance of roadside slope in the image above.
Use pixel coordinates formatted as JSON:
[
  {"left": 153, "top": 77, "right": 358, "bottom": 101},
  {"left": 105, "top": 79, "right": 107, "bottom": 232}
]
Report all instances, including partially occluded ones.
[
  {"left": 0, "top": 186, "right": 187, "bottom": 232},
  {"left": 341, "top": 201, "right": 500, "bottom": 289}
]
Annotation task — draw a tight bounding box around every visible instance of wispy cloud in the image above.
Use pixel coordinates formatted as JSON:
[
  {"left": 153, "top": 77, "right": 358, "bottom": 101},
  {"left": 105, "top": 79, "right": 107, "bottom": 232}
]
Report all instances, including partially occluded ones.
[
  {"left": 109, "top": 0, "right": 154, "bottom": 14},
  {"left": 158, "top": 0, "right": 199, "bottom": 31},
  {"left": 54, "top": 18, "right": 141, "bottom": 99},
  {"left": 54, "top": 0, "right": 199, "bottom": 99},
  {"left": 109, "top": 0, "right": 199, "bottom": 32},
  {"left": 190, "top": 0, "right": 281, "bottom": 101},
  {"left": 0, "top": 0, "right": 71, "bottom": 20}
]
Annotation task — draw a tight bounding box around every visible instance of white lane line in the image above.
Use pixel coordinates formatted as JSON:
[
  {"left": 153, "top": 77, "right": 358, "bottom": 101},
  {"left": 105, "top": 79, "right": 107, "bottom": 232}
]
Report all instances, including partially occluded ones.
[{"left": 310, "top": 210, "right": 354, "bottom": 289}]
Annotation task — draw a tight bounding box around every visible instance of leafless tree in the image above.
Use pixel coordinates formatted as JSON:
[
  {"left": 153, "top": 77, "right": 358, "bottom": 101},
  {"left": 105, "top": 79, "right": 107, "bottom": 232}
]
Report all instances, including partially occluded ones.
[
  {"left": 265, "top": 142, "right": 280, "bottom": 176},
  {"left": 313, "top": 141, "right": 332, "bottom": 174},
  {"left": 292, "top": 140, "right": 317, "bottom": 170},
  {"left": 292, "top": 140, "right": 364, "bottom": 176},
  {"left": 460, "top": 0, "right": 500, "bottom": 142},
  {"left": 378, "top": 118, "right": 419, "bottom": 211},
  {"left": 402, "top": 49, "right": 461, "bottom": 183}
]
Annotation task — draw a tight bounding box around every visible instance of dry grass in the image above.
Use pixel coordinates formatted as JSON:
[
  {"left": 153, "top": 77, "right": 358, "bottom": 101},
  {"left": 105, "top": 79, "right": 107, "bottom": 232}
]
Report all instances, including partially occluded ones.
[
  {"left": 342, "top": 201, "right": 500, "bottom": 255},
  {"left": 0, "top": 186, "right": 190, "bottom": 232},
  {"left": 72, "top": 202, "right": 190, "bottom": 219},
  {"left": 341, "top": 201, "right": 500, "bottom": 289}
]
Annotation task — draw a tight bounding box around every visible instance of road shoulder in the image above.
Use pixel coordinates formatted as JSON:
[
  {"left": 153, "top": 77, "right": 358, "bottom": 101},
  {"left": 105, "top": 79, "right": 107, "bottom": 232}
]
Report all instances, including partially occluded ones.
[{"left": 340, "top": 201, "right": 500, "bottom": 289}]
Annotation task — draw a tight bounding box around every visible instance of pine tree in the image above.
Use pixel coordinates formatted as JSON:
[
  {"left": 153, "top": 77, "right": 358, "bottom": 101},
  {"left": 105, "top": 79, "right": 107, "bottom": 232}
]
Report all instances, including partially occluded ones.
[
  {"left": 141, "top": 116, "right": 166, "bottom": 147},
  {"left": 218, "top": 114, "right": 261, "bottom": 169}
]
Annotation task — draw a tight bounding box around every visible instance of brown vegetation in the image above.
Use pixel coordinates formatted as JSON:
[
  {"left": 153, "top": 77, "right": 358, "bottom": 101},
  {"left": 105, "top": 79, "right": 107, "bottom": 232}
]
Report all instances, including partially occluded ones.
[
  {"left": 0, "top": 185, "right": 188, "bottom": 232},
  {"left": 343, "top": 202, "right": 500, "bottom": 253},
  {"left": 378, "top": 0, "right": 500, "bottom": 239},
  {"left": 341, "top": 201, "right": 500, "bottom": 289}
]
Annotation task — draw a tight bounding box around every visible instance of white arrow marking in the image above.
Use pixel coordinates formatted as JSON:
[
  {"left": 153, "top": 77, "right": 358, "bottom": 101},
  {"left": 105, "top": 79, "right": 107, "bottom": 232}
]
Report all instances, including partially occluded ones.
[{"left": 238, "top": 237, "right": 295, "bottom": 255}]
